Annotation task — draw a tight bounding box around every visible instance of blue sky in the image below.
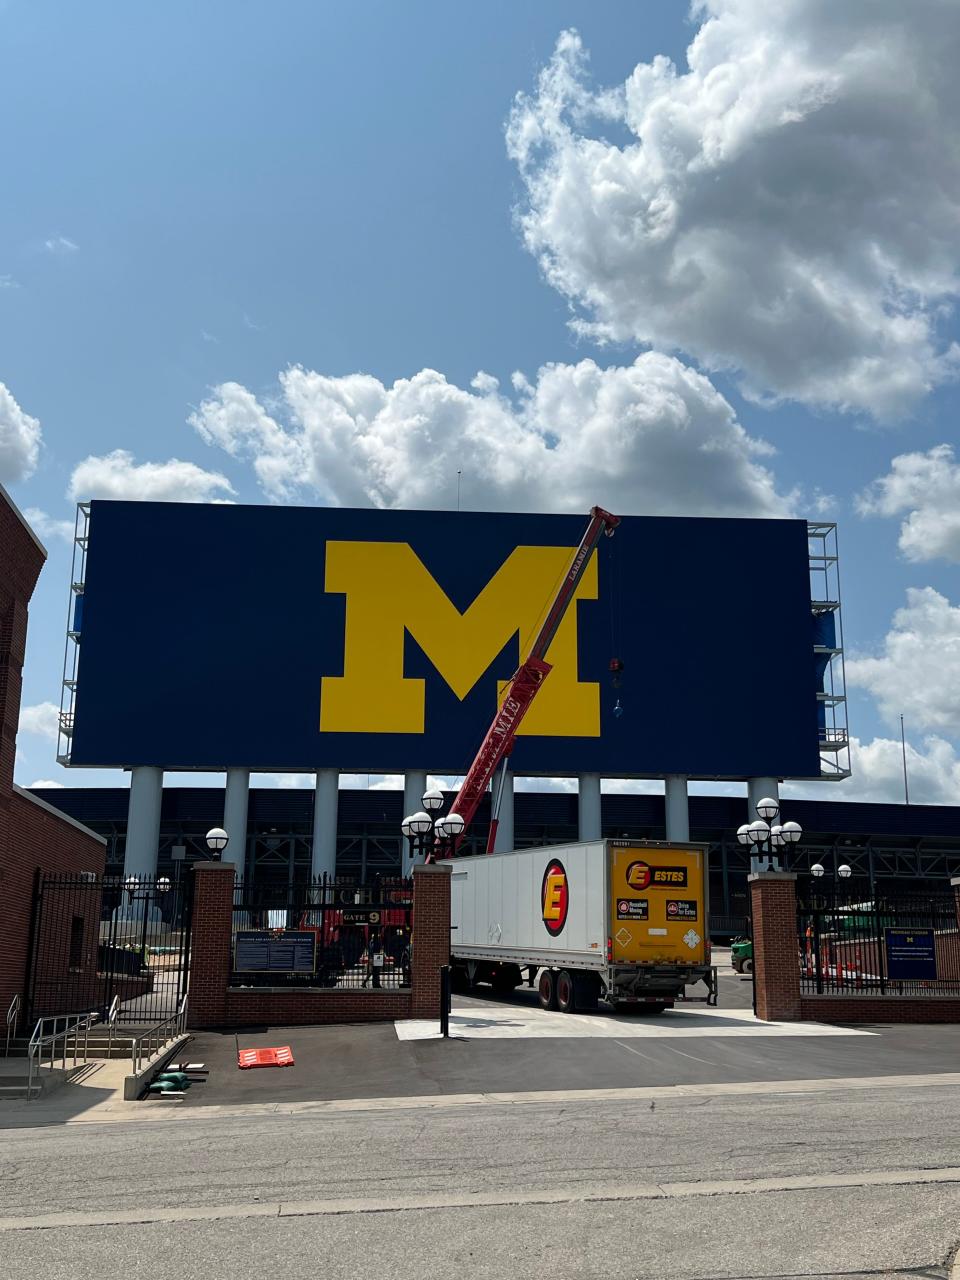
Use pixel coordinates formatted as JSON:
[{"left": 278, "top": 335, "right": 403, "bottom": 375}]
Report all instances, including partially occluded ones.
[{"left": 4, "top": 0, "right": 960, "bottom": 802}]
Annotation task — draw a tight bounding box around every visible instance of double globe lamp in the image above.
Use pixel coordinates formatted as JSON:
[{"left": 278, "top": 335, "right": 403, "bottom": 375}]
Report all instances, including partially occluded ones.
[{"left": 401, "top": 788, "right": 465, "bottom": 862}]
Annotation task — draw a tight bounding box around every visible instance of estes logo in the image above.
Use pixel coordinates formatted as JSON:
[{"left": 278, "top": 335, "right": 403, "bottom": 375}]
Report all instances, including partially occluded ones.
[
  {"left": 541, "top": 859, "right": 569, "bottom": 936},
  {"left": 319, "top": 541, "right": 600, "bottom": 737},
  {"left": 625, "top": 861, "right": 688, "bottom": 890}
]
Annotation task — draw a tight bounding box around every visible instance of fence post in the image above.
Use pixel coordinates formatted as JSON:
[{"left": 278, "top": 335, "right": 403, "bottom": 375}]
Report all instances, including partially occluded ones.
[
  {"left": 411, "top": 864, "right": 451, "bottom": 1018},
  {"left": 186, "top": 862, "right": 235, "bottom": 1029},
  {"left": 748, "top": 871, "right": 800, "bottom": 1021}
]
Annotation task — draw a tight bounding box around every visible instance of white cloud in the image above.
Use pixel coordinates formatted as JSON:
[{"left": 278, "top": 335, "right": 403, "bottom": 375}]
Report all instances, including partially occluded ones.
[
  {"left": 68, "top": 449, "right": 235, "bottom": 503},
  {"left": 0, "top": 381, "right": 41, "bottom": 483},
  {"left": 27, "top": 779, "right": 64, "bottom": 789},
  {"left": 24, "top": 507, "right": 74, "bottom": 544},
  {"left": 506, "top": 5, "right": 960, "bottom": 419},
  {"left": 0, "top": 274, "right": 19, "bottom": 289},
  {"left": 846, "top": 587, "right": 960, "bottom": 735},
  {"left": 858, "top": 444, "right": 960, "bottom": 563},
  {"left": 190, "top": 354, "right": 790, "bottom": 516},
  {"left": 786, "top": 734, "right": 960, "bottom": 806},
  {"left": 44, "top": 235, "right": 78, "bottom": 254},
  {"left": 18, "top": 701, "right": 60, "bottom": 742}
]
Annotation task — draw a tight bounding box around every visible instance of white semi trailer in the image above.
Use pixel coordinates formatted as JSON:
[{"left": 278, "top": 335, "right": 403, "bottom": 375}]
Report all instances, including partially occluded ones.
[{"left": 450, "top": 839, "right": 717, "bottom": 1014}]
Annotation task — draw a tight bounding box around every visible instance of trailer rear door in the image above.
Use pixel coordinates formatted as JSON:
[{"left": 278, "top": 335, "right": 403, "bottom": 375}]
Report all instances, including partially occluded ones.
[{"left": 609, "top": 844, "right": 707, "bottom": 966}]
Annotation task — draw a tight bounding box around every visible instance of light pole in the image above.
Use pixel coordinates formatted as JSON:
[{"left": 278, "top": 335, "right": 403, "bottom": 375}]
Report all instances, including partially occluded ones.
[
  {"left": 736, "top": 796, "right": 803, "bottom": 870},
  {"left": 401, "top": 789, "right": 465, "bottom": 868}
]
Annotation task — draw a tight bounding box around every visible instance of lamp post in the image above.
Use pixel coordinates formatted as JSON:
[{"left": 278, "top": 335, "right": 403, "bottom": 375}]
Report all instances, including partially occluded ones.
[
  {"left": 736, "top": 797, "right": 802, "bottom": 871},
  {"left": 401, "top": 790, "right": 465, "bottom": 868},
  {"left": 205, "top": 827, "right": 229, "bottom": 860}
]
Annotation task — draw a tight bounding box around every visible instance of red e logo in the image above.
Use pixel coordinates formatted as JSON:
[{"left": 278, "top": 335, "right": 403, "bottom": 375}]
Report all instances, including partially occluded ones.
[{"left": 541, "top": 860, "right": 568, "bottom": 936}]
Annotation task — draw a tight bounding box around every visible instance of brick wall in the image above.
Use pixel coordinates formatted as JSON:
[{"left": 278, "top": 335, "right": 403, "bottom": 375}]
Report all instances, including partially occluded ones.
[
  {"left": 0, "top": 486, "right": 107, "bottom": 1021},
  {"left": 752, "top": 873, "right": 960, "bottom": 1025},
  {"left": 3, "top": 790, "right": 107, "bottom": 1018},
  {"left": 187, "top": 861, "right": 450, "bottom": 1029},
  {"left": 800, "top": 996, "right": 960, "bottom": 1023}
]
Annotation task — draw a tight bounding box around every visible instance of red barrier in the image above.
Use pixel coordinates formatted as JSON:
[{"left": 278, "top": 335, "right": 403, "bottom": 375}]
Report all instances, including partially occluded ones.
[{"left": 237, "top": 1045, "right": 295, "bottom": 1069}]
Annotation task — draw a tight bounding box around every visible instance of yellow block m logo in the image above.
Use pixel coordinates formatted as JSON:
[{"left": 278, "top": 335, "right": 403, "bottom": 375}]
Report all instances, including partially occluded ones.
[{"left": 320, "top": 541, "right": 600, "bottom": 737}]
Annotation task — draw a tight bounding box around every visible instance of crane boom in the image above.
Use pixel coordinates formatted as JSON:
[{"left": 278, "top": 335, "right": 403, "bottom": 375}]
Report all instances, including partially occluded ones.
[{"left": 445, "top": 506, "right": 620, "bottom": 856}]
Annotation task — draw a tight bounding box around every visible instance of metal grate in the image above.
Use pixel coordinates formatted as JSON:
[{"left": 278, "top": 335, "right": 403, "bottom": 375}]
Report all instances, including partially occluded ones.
[
  {"left": 797, "top": 891, "right": 960, "bottom": 995},
  {"left": 230, "top": 875, "right": 413, "bottom": 991}
]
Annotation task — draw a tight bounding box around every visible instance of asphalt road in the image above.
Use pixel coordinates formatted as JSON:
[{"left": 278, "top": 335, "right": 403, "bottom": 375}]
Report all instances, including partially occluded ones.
[{"left": 2, "top": 1077, "right": 960, "bottom": 1278}]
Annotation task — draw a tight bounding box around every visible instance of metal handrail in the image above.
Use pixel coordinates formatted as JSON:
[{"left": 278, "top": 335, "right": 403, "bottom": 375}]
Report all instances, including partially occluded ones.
[
  {"left": 106, "top": 994, "right": 120, "bottom": 1059},
  {"left": 27, "top": 1011, "right": 99, "bottom": 1100},
  {"left": 5, "top": 995, "right": 20, "bottom": 1058},
  {"left": 130, "top": 996, "right": 188, "bottom": 1076}
]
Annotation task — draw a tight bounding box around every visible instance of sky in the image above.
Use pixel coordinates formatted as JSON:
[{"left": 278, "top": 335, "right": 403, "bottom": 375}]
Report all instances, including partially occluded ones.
[{"left": 3, "top": 0, "right": 960, "bottom": 805}]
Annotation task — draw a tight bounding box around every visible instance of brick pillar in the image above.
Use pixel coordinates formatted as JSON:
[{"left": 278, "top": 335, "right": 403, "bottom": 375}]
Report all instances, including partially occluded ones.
[
  {"left": 410, "top": 864, "right": 451, "bottom": 1018},
  {"left": 749, "top": 871, "right": 800, "bottom": 1021},
  {"left": 953, "top": 877, "right": 960, "bottom": 934},
  {"left": 187, "top": 861, "right": 236, "bottom": 1029}
]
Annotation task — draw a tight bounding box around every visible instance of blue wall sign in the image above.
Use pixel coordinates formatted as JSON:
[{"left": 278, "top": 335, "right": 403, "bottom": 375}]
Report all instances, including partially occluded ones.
[{"left": 884, "top": 929, "right": 937, "bottom": 981}]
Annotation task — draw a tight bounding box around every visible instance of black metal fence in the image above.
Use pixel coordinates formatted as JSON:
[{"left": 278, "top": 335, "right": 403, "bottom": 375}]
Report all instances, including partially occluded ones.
[
  {"left": 230, "top": 875, "right": 413, "bottom": 991},
  {"left": 27, "top": 873, "right": 192, "bottom": 1024},
  {"left": 797, "top": 891, "right": 960, "bottom": 996}
]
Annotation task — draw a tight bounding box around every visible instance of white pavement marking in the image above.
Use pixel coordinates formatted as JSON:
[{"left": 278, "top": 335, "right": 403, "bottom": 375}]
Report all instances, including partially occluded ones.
[
  {"left": 4, "top": 1069, "right": 959, "bottom": 1128},
  {"left": 395, "top": 1000, "right": 873, "bottom": 1041},
  {"left": 3, "top": 1166, "right": 960, "bottom": 1232}
]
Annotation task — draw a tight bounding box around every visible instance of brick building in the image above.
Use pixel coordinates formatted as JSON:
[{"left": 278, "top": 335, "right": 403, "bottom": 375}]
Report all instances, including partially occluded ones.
[{"left": 0, "top": 484, "right": 106, "bottom": 1023}]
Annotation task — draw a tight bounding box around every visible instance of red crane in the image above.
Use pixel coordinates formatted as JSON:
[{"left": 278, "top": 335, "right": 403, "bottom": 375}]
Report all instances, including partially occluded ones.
[{"left": 441, "top": 506, "right": 620, "bottom": 857}]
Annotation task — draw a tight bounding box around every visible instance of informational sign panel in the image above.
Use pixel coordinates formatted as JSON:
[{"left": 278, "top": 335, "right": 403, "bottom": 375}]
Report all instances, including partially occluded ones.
[
  {"left": 884, "top": 929, "right": 937, "bottom": 981},
  {"left": 69, "top": 502, "right": 822, "bottom": 778},
  {"left": 234, "top": 930, "right": 317, "bottom": 975}
]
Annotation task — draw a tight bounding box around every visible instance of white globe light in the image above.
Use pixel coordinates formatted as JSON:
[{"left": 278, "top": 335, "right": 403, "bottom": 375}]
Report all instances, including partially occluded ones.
[
  {"left": 125, "top": 875, "right": 139, "bottom": 890},
  {"left": 748, "top": 820, "right": 770, "bottom": 845},
  {"left": 401, "top": 814, "right": 416, "bottom": 838},
  {"left": 811, "top": 863, "right": 825, "bottom": 878},
  {"left": 158, "top": 877, "right": 171, "bottom": 891},
  {"left": 434, "top": 815, "right": 451, "bottom": 836},
  {"left": 770, "top": 824, "right": 785, "bottom": 848},
  {"left": 445, "top": 812, "right": 465, "bottom": 836},
  {"left": 206, "top": 826, "right": 229, "bottom": 853},
  {"left": 736, "top": 824, "right": 752, "bottom": 846},
  {"left": 756, "top": 796, "right": 780, "bottom": 821},
  {"left": 780, "top": 821, "right": 802, "bottom": 844},
  {"left": 838, "top": 863, "right": 852, "bottom": 878},
  {"left": 409, "top": 811, "right": 433, "bottom": 836},
  {"left": 422, "top": 788, "right": 444, "bottom": 812}
]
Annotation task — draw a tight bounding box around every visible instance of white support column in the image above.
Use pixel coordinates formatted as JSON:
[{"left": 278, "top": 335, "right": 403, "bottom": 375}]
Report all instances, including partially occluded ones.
[
  {"left": 312, "top": 769, "right": 339, "bottom": 880},
  {"left": 578, "top": 773, "right": 602, "bottom": 842},
  {"left": 222, "top": 768, "right": 250, "bottom": 875},
  {"left": 402, "top": 770, "right": 428, "bottom": 875},
  {"left": 492, "top": 769, "right": 514, "bottom": 853},
  {"left": 664, "top": 774, "right": 690, "bottom": 843},
  {"left": 403, "top": 770, "right": 428, "bottom": 820},
  {"left": 124, "top": 766, "right": 163, "bottom": 879},
  {"left": 747, "top": 777, "right": 780, "bottom": 823}
]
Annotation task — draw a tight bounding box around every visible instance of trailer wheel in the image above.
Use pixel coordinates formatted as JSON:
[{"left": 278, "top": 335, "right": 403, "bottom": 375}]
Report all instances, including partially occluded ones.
[
  {"left": 556, "top": 970, "right": 576, "bottom": 1013},
  {"left": 537, "top": 969, "right": 559, "bottom": 1011},
  {"left": 742, "top": 957, "right": 754, "bottom": 974}
]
